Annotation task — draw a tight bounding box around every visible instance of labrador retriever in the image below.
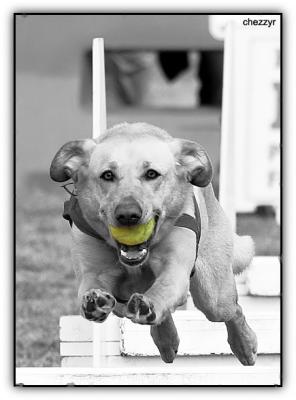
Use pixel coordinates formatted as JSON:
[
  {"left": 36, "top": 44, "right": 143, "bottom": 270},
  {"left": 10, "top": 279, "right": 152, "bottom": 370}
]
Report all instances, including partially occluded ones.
[{"left": 50, "top": 122, "right": 257, "bottom": 365}]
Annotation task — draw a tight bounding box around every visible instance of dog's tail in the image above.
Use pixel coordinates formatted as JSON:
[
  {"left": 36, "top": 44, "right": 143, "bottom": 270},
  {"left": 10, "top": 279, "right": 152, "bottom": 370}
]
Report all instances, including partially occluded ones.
[{"left": 232, "top": 234, "right": 255, "bottom": 275}]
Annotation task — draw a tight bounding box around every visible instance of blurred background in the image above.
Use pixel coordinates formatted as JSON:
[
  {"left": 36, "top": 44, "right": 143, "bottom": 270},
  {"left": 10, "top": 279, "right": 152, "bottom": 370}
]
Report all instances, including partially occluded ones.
[{"left": 15, "top": 14, "right": 280, "bottom": 367}]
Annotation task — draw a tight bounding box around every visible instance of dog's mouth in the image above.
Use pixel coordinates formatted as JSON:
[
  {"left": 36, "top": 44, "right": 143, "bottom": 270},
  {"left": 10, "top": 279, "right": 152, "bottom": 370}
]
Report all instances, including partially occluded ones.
[
  {"left": 115, "top": 215, "right": 159, "bottom": 268},
  {"left": 117, "top": 242, "right": 149, "bottom": 267}
]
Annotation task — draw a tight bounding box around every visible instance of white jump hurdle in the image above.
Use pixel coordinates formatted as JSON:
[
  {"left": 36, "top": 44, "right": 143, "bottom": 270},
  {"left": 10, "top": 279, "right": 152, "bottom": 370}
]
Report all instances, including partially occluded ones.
[{"left": 59, "top": 295, "right": 280, "bottom": 369}]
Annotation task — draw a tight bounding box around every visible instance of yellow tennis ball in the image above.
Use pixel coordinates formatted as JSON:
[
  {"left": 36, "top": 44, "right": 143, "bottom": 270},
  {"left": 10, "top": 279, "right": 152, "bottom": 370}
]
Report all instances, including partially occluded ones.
[{"left": 109, "top": 218, "right": 156, "bottom": 245}]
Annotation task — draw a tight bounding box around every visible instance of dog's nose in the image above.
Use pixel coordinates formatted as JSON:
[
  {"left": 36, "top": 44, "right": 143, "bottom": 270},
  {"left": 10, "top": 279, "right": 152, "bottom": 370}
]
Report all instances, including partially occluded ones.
[{"left": 115, "top": 197, "right": 142, "bottom": 226}]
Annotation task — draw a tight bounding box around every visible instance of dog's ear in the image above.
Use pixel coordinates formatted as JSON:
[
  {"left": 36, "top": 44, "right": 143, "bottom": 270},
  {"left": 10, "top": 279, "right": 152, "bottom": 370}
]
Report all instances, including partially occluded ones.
[
  {"left": 50, "top": 139, "right": 96, "bottom": 182},
  {"left": 175, "top": 139, "right": 213, "bottom": 187}
]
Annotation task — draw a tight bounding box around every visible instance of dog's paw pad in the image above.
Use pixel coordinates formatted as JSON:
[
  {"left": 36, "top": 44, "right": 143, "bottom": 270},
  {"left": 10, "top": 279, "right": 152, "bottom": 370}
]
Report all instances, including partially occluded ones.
[
  {"left": 81, "top": 289, "right": 116, "bottom": 323},
  {"left": 127, "top": 293, "right": 156, "bottom": 324}
]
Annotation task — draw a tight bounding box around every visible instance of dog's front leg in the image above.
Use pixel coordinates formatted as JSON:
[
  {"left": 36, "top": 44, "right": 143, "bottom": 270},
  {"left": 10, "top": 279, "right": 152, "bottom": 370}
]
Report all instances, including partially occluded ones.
[
  {"left": 126, "top": 227, "right": 196, "bottom": 325},
  {"left": 71, "top": 226, "right": 119, "bottom": 323}
]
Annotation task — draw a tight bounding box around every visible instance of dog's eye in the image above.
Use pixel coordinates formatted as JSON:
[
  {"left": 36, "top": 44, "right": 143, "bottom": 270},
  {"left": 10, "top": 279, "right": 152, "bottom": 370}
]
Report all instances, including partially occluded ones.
[
  {"left": 100, "top": 170, "right": 115, "bottom": 181},
  {"left": 145, "top": 169, "right": 160, "bottom": 180}
]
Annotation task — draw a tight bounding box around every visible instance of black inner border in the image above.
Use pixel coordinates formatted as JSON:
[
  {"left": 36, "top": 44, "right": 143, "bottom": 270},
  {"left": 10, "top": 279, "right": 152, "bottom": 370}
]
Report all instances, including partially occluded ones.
[{"left": 13, "top": 12, "right": 283, "bottom": 389}]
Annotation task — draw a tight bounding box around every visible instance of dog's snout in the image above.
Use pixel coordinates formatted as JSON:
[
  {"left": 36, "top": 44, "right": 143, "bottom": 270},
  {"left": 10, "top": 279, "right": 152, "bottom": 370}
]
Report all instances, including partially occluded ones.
[{"left": 115, "top": 197, "right": 142, "bottom": 226}]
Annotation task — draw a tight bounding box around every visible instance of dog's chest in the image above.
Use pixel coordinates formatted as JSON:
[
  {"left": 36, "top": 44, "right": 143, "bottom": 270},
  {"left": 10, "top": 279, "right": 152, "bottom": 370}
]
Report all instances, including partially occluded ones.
[{"left": 113, "top": 264, "right": 156, "bottom": 301}]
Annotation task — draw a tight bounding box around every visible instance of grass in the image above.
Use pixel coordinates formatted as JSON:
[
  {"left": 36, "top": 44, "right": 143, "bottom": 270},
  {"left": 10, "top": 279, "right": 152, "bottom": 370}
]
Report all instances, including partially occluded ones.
[
  {"left": 15, "top": 179, "right": 280, "bottom": 367},
  {"left": 16, "top": 183, "right": 77, "bottom": 367}
]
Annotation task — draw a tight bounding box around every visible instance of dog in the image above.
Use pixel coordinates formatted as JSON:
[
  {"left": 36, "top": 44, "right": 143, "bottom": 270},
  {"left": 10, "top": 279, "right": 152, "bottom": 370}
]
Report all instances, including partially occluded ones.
[{"left": 50, "top": 122, "right": 257, "bottom": 365}]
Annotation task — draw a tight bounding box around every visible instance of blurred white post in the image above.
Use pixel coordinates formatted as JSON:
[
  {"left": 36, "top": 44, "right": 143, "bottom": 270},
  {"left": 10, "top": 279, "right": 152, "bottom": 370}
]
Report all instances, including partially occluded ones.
[
  {"left": 210, "top": 16, "right": 281, "bottom": 230},
  {"left": 92, "top": 38, "right": 107, "bottom": 138},
  {"left": 91, "top": 37, "right": 110, "bottom": 368},
  {"left": 209, "top": 16, "right": 281, "bottom": 295},
  {"left": 218, "top": 21, "right": 236, "bottom": 230}
]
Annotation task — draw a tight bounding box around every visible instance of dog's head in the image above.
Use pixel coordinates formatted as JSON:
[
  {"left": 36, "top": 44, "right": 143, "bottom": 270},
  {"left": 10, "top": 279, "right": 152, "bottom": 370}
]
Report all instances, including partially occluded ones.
[{"left": 50, "top": 122, "right": 212, "bottom": 267}]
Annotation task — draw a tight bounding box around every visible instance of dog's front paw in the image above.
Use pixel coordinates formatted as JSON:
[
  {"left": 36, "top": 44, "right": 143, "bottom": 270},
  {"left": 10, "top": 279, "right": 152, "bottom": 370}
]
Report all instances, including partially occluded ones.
[
  {"left": 81, "top": 289, "right": 116, "bottom": 323},
  {"left": 126, "top": 293, "right": 157, "bottom": 325}
]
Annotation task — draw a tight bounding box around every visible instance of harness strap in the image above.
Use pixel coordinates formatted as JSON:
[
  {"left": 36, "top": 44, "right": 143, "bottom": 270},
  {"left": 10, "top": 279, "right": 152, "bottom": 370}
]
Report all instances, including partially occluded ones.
[
  {"left": 174, "top": 196, "right": 200, "bottom": 262},
  {"left": 63, "top": 196, "right": 104, "bottom": 240}
]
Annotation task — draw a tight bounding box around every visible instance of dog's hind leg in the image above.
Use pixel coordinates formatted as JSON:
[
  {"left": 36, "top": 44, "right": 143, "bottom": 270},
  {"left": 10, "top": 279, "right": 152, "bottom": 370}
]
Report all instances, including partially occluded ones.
[
  {"left": 150, "top": 313, "right": 180, "bottom": 363},
  {"left": 190, "top": 254, "right": 257, "bottom": 365},
  {"left": 189, "top": 200, "right": 257, "bottom": 365}
]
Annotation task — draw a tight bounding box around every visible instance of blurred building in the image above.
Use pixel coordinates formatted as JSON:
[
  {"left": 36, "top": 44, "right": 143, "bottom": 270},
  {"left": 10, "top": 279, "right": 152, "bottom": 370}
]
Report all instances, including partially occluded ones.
[{"left": 15, "top": 14, "right": 223, "bottom": 187}]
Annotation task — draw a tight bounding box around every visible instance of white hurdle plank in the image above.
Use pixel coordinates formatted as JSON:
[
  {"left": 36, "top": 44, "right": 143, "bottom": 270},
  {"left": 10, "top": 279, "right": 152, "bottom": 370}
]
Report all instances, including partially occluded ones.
[
  {"left": 16, "top": 366, "right": 280, "bottom": 386},
  {"left": 60, "top": 315, "right": 93, "bottom": 342},
  {"left": 234, "top": 256, "right": 281, "bottom": 297},
  {"left": 247, "top": 256, "right": 281, "bottom": 296},
  {"left": 93, "top": 315, "right": 121, "bottom": 366},
  {"left": 121, "top": 309, "right": 280, "bottom": 356},
  {"left": 60, "top": 341, "right": 120, "bottom": 357},
  {"left": 60, "top": 295, "right": 280, "bottom": 359},
  {"left": 61, "top": 354, "right": 280, "bottom": 369}
]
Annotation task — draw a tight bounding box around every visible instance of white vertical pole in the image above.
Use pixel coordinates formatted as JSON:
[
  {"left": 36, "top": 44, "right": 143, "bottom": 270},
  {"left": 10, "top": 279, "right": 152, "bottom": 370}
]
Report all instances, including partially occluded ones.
[
  {"left": 92, "top": 38, "right": 107, "bottom": 139},
  {"left": 92, "top": 37, "right": 108, "bottom": 368},
  {"left": 93, "top": 316, "right": 120, "bottom": 368},
  {"left": 219, "top": 22, "right": 236, "bottom": 231}
]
